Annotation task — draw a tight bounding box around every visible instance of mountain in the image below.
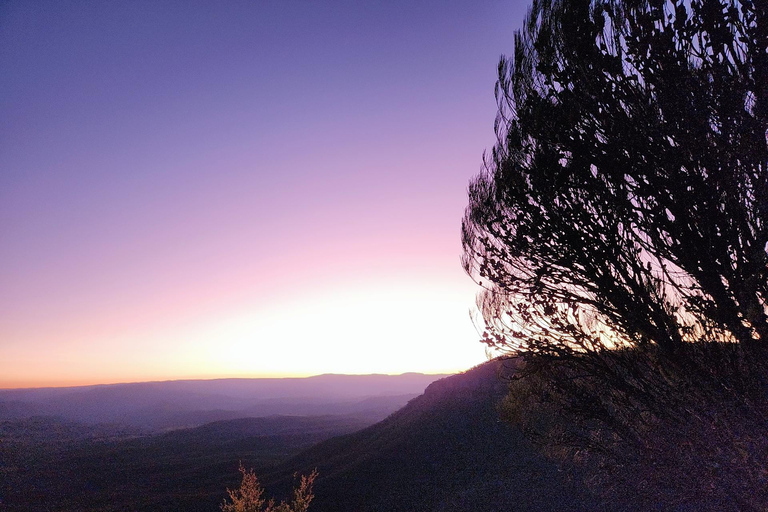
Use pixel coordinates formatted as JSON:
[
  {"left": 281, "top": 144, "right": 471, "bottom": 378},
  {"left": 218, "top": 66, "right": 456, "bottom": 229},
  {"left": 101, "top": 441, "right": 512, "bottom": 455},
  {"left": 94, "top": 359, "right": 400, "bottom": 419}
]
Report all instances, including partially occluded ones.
[
  {"left": 0, "top": 366, "right": 601, "bottom": 511},
  {"left": 264, "top": 361, "right": 601, "bottom": 512},
  {"left": 0, "top": 373, "right": 446, "bottom": 430},
  {"left": 0, "top": 373, "right": 447, "bottom": 511}
]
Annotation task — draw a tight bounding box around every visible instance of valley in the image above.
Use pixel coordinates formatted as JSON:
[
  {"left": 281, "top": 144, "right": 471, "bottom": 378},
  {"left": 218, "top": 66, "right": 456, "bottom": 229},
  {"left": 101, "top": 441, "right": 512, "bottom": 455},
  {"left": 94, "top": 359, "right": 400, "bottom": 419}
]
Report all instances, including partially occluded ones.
[{"left": 0, "top": 366, "right": 599, "bottom": 511}]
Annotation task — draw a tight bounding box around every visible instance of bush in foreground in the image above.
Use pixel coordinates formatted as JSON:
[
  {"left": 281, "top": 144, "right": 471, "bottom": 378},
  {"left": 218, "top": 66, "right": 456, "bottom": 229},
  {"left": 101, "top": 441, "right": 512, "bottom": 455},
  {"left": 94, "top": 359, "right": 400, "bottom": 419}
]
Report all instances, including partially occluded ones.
[{"left": 221, "top": 463, "right": 317, "bottom": 512}]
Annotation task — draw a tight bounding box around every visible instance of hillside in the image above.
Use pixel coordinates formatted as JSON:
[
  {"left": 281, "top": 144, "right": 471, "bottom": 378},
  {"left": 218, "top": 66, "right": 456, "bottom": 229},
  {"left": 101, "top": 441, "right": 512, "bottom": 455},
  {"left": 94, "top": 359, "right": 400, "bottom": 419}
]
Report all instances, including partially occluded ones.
[
  {"left": 263, "top": 361, "right": 600, "bottom": 512},
  {"left": 1, "top": 365, "right": 605, "bottom": 511}
]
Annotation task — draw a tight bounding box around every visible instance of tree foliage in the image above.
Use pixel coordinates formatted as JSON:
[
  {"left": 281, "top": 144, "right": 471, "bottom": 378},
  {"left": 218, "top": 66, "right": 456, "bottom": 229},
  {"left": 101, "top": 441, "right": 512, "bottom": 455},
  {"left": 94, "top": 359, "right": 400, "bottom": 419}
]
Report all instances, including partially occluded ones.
[
  {"left": 221, "top": 463, "right": 317, "bottom": 512},
  {"left": 463, "top": 0, "right": 767, "bottom": 365},
  {"left": 463, "top": 3, "right": 768, "bottom": 505}
]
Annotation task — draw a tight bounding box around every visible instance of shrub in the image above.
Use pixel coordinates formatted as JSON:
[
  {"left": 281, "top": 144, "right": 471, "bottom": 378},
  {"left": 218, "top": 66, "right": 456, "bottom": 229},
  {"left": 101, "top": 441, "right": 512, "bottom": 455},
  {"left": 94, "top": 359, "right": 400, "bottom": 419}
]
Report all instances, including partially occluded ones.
[{"left": 221, "top": 463, "right": 317, "bottom": 512}]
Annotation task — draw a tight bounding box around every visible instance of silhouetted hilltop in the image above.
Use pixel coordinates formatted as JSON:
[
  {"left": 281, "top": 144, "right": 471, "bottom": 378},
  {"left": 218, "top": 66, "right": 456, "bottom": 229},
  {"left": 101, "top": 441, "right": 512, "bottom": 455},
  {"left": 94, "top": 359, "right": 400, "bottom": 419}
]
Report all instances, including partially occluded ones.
[{"left": 265, "top": 360, "right": 599, "bottom": 512}]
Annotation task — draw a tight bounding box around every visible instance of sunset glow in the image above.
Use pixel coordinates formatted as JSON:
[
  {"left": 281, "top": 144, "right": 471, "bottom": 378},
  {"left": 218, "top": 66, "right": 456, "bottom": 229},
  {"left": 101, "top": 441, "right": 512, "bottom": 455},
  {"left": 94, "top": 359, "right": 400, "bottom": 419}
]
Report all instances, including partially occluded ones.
[{"left": 0, "top": 0, "right": 528, "bottom": 388}]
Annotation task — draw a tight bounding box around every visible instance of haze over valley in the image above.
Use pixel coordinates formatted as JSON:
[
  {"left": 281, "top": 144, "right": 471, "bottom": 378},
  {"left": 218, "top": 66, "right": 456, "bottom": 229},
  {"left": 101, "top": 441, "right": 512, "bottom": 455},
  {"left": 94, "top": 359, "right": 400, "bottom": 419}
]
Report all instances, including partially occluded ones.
[
  {"left": 0, "top": 364, "right": 599, "bottom": 512},
  {"left": 0, "top": 373, "right": 445, "bottom": 430}
]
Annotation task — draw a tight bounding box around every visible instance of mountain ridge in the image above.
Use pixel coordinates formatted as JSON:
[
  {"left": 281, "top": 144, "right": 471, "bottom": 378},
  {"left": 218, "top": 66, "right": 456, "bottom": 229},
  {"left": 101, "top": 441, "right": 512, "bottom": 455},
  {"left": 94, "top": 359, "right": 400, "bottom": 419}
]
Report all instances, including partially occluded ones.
[
  {"left": 1, "top": 363, "right": 602, "bottom": 511},
  {"left": 0, "top": 373, "right": 447, "bottom": 430},
  {"left": 263, "top": 360, "right": 600, "bottom": 512}
]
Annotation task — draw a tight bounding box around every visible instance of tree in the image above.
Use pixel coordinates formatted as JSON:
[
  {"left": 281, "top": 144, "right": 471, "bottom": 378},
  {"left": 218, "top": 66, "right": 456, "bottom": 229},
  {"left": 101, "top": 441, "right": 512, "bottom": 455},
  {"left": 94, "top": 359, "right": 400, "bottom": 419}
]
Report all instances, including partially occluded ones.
[
  {"left": 221, "top": 463, "right": 317, "bottom": 512},
  {"left": 462, "top": 0, "right": 768, "bottom": 469},
  {"left": 463, "top": 0, "right": 767, "bottom": 384},
  {"left": 462, "top": 2, "right": 768, "bottom": 505}
]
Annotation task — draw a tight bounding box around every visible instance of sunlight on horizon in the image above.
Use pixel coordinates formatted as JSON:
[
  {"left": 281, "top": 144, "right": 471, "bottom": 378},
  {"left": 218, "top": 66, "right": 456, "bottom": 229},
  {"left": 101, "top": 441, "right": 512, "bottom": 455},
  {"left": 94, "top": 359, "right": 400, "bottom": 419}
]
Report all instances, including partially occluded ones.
[{"left": 0, "top": 280, "right": 487, "bottom": 389}]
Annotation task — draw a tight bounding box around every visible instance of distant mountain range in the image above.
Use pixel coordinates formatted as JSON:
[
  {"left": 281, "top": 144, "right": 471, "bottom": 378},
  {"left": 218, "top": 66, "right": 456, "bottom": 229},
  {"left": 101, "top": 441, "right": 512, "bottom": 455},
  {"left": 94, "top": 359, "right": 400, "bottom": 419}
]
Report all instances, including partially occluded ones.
[{"left": 0, "top": 373, "right": 446, "bottom": 430}]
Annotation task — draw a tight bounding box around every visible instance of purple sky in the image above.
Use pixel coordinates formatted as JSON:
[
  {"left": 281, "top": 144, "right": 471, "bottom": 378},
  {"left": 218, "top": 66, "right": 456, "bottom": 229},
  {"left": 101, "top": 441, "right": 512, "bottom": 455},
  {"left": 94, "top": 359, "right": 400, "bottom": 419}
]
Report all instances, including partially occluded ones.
[{"left": 0, "top": 0, "right": 528, "bottom": 387}]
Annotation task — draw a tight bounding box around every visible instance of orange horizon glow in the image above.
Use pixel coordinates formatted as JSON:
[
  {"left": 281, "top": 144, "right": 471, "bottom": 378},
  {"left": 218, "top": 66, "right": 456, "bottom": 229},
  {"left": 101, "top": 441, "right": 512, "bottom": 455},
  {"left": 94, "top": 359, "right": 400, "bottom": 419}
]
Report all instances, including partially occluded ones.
[{"left": 0, "top": 368, "right": 463, "bottom": 391}]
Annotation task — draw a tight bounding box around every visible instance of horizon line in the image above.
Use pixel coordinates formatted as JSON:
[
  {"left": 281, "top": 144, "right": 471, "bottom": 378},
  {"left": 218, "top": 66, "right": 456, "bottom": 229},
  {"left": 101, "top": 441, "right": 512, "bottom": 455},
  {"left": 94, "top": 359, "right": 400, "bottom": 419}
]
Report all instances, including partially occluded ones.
[{"left": 0, "top": 369, "right": 464, "bottom": 391}]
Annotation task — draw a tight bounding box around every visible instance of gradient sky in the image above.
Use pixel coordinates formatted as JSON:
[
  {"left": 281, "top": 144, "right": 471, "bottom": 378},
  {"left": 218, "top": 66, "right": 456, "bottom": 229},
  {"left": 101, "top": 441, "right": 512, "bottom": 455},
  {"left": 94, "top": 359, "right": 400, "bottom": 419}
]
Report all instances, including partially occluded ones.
[{"left": 0, "top": 0, "right": 528, "bottom": 388}]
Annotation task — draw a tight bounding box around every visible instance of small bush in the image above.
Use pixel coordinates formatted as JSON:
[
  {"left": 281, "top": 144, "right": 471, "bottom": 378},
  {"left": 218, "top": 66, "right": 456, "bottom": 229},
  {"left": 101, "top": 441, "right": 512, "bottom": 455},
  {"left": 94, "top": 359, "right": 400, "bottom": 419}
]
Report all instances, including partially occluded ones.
[{"left": 221, "top": 463, "right": 317, "bottom": 512}]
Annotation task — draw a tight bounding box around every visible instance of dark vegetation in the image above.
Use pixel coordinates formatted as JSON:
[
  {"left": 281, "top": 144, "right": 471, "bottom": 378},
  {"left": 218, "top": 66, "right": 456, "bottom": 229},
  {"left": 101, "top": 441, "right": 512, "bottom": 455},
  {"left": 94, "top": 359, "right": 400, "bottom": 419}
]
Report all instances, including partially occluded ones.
[
  {"left": 0, "top": 414, "right": 366, "bottom": 511},
  {"left": 501, "top": 346, "right": 768, "bottom": 510},
  {"left": 462, "top": 0, "right": 768, "bottom": 508}
]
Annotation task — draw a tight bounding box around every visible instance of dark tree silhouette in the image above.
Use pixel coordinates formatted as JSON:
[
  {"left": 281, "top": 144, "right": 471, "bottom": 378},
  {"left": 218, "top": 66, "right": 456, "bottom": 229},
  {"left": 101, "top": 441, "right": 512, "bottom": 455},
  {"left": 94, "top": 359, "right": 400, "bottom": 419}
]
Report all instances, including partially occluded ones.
[
  {"left": 463, "top": 3, "right": 768, "bottom": 506},
  {"left": 463, "top": 0, "right": 767, "bottom": 364}
]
